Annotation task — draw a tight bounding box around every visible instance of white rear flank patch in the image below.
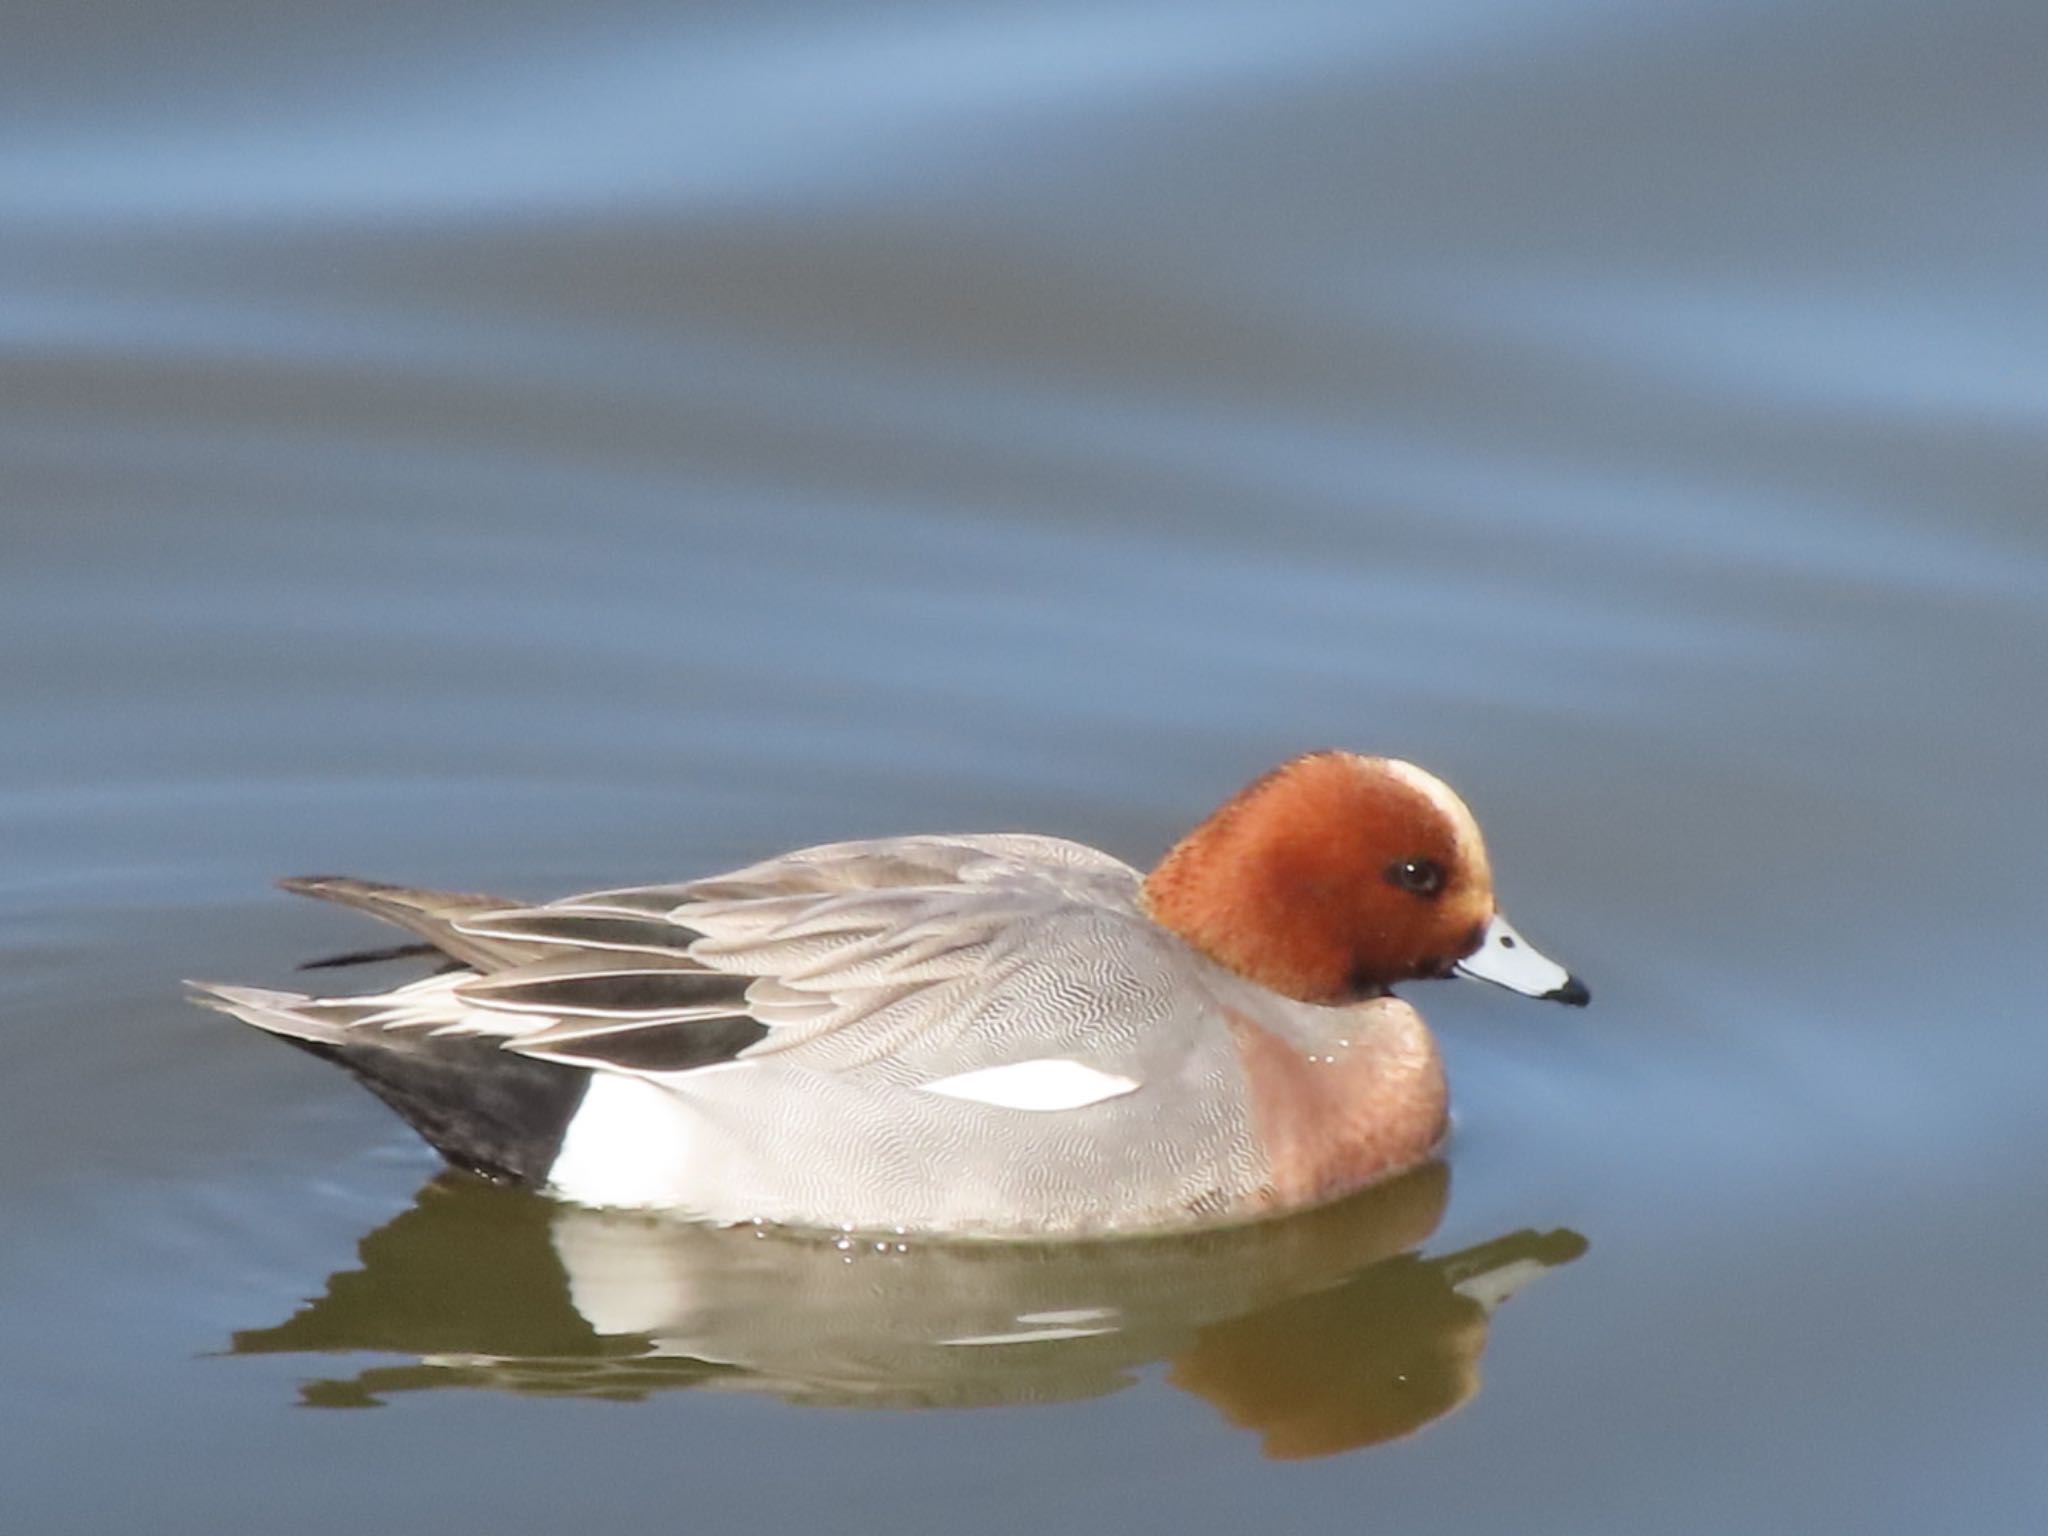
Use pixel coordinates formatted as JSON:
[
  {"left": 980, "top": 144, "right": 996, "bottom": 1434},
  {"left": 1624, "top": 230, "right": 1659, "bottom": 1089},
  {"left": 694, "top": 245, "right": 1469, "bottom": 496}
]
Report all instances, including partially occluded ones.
[
  {"left": 917, "top": 1058, "right": 1139, "bottom": 1112},
  {"left": 547, "top": 1071, "right": 726, "bottom": 1210}
]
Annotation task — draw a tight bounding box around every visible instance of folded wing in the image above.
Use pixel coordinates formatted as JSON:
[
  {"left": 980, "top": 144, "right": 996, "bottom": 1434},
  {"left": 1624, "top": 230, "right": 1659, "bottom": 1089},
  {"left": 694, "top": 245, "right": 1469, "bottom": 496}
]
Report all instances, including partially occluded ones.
[{"left": 201, "top": 836, "right": 1148, "bottom": 1086}]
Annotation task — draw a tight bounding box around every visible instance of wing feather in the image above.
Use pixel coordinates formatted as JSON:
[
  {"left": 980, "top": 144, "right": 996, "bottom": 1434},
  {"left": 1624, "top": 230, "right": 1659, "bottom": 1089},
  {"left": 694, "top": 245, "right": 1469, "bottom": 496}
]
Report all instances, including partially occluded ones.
[
  {"left": 449, "top": 910, "right": 703, "bottom": 955},
  {"left": 456, "top": 963, "right": 746, "bottom": 1020},
  {"left": 243, "top": 835, "right": 1146, "bottom": 1085}
]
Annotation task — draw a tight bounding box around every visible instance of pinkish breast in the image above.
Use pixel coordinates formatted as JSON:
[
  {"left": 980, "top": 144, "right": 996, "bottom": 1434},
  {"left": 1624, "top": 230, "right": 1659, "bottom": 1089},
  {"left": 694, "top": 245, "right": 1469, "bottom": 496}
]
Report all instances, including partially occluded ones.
[{"left": 1226, "top": 1003, "right": 1449, "bottom": 1211}]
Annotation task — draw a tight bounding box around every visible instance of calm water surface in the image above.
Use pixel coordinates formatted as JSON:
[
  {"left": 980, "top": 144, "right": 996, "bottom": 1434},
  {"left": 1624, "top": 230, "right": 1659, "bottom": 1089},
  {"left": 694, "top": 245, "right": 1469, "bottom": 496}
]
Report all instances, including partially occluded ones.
[{"left": 4, "top": 0, "right": 2045, "bottom": 1531}]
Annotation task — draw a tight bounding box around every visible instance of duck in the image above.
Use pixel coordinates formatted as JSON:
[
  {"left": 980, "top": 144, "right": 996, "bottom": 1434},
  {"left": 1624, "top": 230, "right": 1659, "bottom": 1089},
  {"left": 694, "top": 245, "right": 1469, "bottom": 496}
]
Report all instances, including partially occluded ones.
[{"left": 194, "top": 751, "right": 1587, "bottom": 1237}]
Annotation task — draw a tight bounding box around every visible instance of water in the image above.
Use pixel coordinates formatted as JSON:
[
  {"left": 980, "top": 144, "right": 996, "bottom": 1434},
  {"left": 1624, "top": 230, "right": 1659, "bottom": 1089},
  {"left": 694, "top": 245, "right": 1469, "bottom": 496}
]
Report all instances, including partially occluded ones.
[{"left": 4, "top": 0, "right": 2045, "bottom": 1530}]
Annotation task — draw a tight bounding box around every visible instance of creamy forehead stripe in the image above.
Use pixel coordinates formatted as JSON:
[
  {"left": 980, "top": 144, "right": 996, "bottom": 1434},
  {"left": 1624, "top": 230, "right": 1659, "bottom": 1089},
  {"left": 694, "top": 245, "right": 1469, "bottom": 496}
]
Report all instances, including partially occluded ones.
[
  {"left": 1375, "top": 757, "right": 1487, "bottom": 860},
  {"left": 918, "top": 1059, "right": 1141, "bottom": 1111}
]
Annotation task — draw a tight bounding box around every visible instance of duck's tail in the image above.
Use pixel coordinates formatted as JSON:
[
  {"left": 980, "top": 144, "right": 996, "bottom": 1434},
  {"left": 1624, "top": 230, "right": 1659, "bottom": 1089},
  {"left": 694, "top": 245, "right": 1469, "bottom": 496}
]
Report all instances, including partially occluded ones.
[
  {"left": 190, "top": 876, "right": 592, "bottom": 1187},
  {"left": 274, "top": 875, "right": 539, "bottom": 971}
]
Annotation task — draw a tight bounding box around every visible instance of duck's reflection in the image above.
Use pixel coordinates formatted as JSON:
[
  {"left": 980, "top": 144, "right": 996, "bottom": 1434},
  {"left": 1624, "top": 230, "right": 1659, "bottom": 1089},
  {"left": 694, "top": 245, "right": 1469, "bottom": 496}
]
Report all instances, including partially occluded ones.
[{"left": 233, "top": 1163, "right": 1584, "bottom": 1456}]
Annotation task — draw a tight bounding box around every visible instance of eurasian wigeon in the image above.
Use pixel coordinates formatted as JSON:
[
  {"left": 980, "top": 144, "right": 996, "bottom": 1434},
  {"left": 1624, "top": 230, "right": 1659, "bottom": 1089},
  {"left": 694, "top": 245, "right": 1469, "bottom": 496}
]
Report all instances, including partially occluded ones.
[{"left": 195, "top": 751, "right": 1587, "bottom": 1236}]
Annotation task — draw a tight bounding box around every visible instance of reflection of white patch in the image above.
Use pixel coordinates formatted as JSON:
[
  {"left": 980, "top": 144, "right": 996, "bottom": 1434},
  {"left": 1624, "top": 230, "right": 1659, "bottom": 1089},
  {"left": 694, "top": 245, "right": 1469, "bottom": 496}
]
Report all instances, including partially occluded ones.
[
  {"left": 939, "top": 1325, "right": 1119, "bottom": 1347},
  {"left": 551, "top": 1205, "right": 693, "bottom": 1337},
  {"left": 918, "top": 1059, "right": 1140, "bottom": 1112},
  {"left": 1454, "top": 913, "right": 1574, "bottom": 999},
  {"left": 1452, "top": 1257, "right": 1549, "bottom": 1314}
]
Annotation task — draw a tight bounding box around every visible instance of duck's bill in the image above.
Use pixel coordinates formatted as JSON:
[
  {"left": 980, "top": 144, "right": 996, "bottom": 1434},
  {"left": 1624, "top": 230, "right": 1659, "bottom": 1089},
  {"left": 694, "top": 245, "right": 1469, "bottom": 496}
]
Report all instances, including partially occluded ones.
[{"left": 1455, "top": 913, "right": 1590, "bottom": 1006}]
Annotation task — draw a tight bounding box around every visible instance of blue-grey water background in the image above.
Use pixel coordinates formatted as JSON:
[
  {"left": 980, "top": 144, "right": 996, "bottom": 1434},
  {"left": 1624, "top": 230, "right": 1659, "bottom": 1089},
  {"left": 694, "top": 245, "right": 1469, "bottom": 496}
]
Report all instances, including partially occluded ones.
[{"left": 4, "top": 0, "right": 2045, "bottom": 1530}]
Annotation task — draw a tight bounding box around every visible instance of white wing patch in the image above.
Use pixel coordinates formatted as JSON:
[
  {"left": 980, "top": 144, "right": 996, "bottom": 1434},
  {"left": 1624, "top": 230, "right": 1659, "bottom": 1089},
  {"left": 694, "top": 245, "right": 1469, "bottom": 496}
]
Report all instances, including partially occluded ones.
[{"left": 917, "top": 1058, "right": 1140, "bottom": 1112}]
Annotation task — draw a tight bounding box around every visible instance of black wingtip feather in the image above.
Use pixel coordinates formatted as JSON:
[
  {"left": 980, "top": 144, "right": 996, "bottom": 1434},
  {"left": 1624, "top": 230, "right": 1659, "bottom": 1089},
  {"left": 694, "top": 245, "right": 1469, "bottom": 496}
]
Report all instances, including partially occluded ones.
[{"left": 297, "top": 942, "right": 444, "bottom": 972}]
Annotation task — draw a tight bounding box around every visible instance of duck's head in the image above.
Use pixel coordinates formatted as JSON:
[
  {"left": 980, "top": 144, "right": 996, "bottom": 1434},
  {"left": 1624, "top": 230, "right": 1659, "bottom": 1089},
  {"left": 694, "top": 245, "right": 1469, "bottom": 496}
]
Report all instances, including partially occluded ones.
[{"left": 1141, "top": 752, "right": 1588, "bottom": 1008}]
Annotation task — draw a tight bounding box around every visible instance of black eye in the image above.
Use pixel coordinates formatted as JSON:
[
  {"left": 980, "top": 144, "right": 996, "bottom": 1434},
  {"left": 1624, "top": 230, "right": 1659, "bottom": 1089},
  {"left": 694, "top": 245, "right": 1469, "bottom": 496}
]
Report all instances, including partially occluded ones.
[{"left": 1386, "top": 858, "right": 1445, "bottom": 897}]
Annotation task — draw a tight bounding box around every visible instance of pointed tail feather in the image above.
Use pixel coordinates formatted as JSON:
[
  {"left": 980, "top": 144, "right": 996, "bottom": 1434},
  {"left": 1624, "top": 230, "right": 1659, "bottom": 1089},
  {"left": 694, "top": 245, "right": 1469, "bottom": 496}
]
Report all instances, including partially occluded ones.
[
  {"left": 188, "top": 981, "right": 362, "bottom": 1047},
  {"left": 277, "top": 876, "right": 539, "bottom": 971},
  {"left": 189, "top": 979, "right": 588, "bottom": 1186}
]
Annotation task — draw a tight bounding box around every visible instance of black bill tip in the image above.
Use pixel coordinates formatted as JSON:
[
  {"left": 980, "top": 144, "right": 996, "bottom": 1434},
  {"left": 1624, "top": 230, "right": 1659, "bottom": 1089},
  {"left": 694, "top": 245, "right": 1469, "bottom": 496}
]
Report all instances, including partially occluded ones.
[{"left": 1544, "top": 975, "right": 1592, "bottom": 1008}]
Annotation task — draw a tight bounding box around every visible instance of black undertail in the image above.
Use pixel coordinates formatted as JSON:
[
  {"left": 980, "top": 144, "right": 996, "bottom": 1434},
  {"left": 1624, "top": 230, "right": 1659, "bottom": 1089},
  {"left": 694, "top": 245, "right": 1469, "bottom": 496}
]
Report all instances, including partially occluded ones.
[{"left": 286, "top": 1035, "right": 591, "bottom": 1187}]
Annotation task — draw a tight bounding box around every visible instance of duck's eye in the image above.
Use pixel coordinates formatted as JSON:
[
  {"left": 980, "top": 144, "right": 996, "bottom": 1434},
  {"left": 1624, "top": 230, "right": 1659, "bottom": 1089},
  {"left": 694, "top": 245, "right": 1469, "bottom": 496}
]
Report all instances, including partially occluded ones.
[{"left": 1386, "top": 858, "right": 1446, "bottom": 897}]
